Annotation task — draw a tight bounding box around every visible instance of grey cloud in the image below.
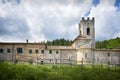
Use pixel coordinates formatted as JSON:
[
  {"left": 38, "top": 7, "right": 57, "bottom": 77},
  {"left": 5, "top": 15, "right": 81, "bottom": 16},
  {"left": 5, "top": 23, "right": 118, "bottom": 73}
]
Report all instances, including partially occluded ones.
[
  {"left": 39, "top": 8, "right": 80, "bottom": 40},
  {"left": 63, "top": 17, "right": 81, "bottom": 26},
  {"left": 0, "top": 0, "right": 93, "bottom": 42},
  {"left": 0, "top": 17, "right": 31, "bottom": 40},
  {"left": 24, "top": 0, "right": 71, "bottom": 6},
  {"left": 89, "top": 0, "right": 120, "bottom": 41},
  {"left": 23, "top": 0, "right": 90, "bottom": 7},
  {"left": 41, "top": 17, "right": 62, "bottom": 40}
]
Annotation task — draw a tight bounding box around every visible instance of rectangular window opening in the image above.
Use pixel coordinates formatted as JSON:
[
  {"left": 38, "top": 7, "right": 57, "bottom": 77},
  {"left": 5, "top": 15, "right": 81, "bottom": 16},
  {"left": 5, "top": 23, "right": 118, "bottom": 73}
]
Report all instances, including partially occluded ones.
[
  {"left": 87, "top": 28, "right": 90, "bottom": 35},
  {"left": 41, "top": 50, "right": 44, "bottom": 54},
  {"left": 17, "top": 48, "right": 22, "bottom": 53},
  {"left": 49, "top": 50, "right": 52, "bottom": 54},
  {"left": 29, "top": 49, "right": 32, "bottom": 54},
  {"left": 108, "top": 53, "right": 110, "bottom": 57},
  {"left": 0, "top": 49, "right": 3, "bottom": 53},
  {"left": 36, "top": 50, "right": 39, "bottom": 54},
  {"left": 7, "top": 49, "right": 11, "bottom": 53}
]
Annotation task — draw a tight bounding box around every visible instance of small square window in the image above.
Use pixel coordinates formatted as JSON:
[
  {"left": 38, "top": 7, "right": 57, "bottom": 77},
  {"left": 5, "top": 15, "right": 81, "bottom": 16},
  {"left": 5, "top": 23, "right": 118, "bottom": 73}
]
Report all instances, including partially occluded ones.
[
  {"left": 0, "top": 49, "right": 3, "bottom": 53},
  {"left": 36, "top": 50, "right": 38, "bottom": 54},
  {"left": 56, "top": 51, "right": 59, "bottom": 54},
  {"left": 41, "top": 50, "right": 44, "bottom": 54},
  {"left": 29, "top": 49, "right": 32, "bottom": 54},
  {"left": 49, "top": 50, "right": 52, "bottom": 54},
  {"left": 17, "top": 48, "right": 22, "bottom": 53},
  {"left": 7, "top": 49, "right": 11, "bottom": 53},
  {"left": 108, "top": 53, "right": 110, "bottom": 57}
]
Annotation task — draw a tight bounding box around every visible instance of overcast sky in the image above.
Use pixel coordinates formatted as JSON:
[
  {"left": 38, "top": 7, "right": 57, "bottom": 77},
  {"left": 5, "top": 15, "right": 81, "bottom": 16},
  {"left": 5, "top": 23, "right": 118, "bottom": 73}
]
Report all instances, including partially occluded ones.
[{"left": 0, "top": 0, "right": 120, "bottom": 42}]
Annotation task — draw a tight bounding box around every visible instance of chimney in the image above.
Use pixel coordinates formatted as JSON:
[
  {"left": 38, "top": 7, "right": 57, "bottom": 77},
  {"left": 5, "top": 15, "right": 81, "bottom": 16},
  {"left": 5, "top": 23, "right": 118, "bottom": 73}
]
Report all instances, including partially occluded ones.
[{"left": 26, "top": 39, "right": 28, "bottom": 43}]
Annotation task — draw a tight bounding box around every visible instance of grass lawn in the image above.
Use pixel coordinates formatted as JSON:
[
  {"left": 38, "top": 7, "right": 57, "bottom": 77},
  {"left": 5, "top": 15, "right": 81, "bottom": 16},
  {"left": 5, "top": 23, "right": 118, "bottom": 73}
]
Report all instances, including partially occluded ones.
[{"left": 0, "top": 61, "right": 120, "bottom": 80}]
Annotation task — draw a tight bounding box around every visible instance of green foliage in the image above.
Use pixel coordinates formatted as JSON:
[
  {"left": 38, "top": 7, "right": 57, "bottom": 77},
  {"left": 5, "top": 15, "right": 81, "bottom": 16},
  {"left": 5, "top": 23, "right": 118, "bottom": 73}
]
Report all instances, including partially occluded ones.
[
  {"left": 46, "top": 38, "right": 72, "bottom": 46},
  {"left": 95, "top": 37, "right": 120, "bottom": 49},
  {"left": 0, "top": 62, "right": 120, "bottom": 80},
  {"left": 46, "top": 37, "right": 120, "bottom": 48}
]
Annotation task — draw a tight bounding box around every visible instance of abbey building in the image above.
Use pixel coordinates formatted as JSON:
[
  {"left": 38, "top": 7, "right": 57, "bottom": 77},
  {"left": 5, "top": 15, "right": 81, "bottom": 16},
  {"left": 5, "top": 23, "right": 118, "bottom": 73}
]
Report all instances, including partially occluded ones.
[{"left": 0, "top": 17, "right": 120, "bottom": 65}]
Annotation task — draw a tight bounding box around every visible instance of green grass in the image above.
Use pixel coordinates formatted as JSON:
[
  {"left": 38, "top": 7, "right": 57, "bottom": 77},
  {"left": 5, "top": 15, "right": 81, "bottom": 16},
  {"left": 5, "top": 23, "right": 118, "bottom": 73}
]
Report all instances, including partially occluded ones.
[{"left": 0, "top": 62, "right": 120, "bottom": 80}]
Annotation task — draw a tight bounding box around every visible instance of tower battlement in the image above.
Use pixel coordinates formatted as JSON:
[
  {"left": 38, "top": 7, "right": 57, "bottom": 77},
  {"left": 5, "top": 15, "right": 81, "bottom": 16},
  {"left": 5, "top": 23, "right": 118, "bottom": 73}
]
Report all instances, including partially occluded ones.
[{"left": 82, "top": 17, "right": 94, "bottom": 21}]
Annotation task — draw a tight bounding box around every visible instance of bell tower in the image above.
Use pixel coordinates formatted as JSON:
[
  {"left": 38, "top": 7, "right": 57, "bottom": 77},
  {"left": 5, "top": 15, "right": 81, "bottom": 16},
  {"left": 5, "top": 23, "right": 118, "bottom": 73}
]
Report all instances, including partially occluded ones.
[
  {"left": 79, "top": 17, "right": 95, "bottom": 48},
  {"left": 79, "top": 17, "right": 95, "bottom": 41},
  {"left": 72, "top": 17, "right": 95, "bottom": 64},
  {"left": 72, "top": 17, "right": 95, "bottom": 49}
]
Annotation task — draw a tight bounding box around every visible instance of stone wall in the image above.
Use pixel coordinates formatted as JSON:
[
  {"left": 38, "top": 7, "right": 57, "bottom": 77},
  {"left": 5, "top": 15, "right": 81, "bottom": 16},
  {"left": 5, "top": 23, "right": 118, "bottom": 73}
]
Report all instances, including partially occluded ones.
[
  {"left": 0, "top": 43, "right": 77, "bottom": 64},
  {"left": 77, "top": 48, "right": 94, "bottom": 64},
  {"left": 94, "top": 49, "right": 120, "bottom": 65},
  {"left": 60, "top": 49, "right": 76, "bottom": 64}
]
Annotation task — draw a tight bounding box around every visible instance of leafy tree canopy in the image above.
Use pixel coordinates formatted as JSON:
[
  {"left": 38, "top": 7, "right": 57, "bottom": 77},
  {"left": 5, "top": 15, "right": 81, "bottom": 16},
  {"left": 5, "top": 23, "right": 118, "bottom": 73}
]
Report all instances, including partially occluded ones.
[{"left": 46, "top": 37, "right": 120, "bottom": 49}]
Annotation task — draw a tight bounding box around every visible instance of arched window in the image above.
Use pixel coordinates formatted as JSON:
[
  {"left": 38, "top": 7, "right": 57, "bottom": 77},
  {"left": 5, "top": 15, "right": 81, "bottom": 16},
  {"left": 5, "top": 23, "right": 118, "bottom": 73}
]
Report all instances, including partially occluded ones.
[
  {"left": 87, "top": 27, "right": 90, "bottom": 35},
  {"left": 87, "top": 22, "right": 90, "bottom": 35}
]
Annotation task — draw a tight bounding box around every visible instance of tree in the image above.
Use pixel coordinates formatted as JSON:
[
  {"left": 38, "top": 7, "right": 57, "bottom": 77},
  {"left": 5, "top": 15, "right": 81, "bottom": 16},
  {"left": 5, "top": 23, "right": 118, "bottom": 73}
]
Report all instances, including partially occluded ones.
[{"left": 46, "top": 38, "right": 72, "bottom": 46}]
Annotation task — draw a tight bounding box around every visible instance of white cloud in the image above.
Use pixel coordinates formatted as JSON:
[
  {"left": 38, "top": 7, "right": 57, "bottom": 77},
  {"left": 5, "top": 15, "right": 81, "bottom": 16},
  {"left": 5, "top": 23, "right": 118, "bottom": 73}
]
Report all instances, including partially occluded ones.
[
  {"left": 0, "top": 0, "right": 93, "bottom": 42},
  {"left": 2, "top": 0, "right": 120, "bottom": 42},
  {"left": 89, "top": 0, "right": 120, "bottom": 41}
]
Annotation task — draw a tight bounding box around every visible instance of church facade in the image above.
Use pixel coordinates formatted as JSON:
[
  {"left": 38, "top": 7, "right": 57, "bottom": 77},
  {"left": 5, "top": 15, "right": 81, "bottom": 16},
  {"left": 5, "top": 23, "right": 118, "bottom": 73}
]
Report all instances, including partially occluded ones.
[{"left": 0, "top": 17, "right": 120, "bottom": 65}]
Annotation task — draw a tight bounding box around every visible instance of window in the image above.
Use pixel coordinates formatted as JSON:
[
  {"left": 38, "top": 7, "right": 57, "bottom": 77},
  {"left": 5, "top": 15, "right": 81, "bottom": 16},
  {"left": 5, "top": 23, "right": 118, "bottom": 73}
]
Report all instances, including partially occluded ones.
[
  {"left": 35, "top": 50, "right": 38, "bottom": 54},
  {"left": 29, "top": 49, "right": 32, "bottom": 54},
  {"left": 56, "top": 51, "right": 59, "bottom": 54},
  {"left": 108, "top": 53, "right": 110, "bottom": 57},
  {"left": 49, "top": 50, "right": 52, "bottom": 54},
  {"left": 7, "top": 49, "right": 11, "bottom": 53},
  {"left": 0, "top": 49, "right": 3, "bottom": 53},
  {"left": 87, "top": 27, "right": 90, "bottom": 35},
  {"left": 17, "top": 48, "right": 22, "bottom": 53},
  {"left": 41, "top": 50, "right": 44, "bottom": 54}
]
